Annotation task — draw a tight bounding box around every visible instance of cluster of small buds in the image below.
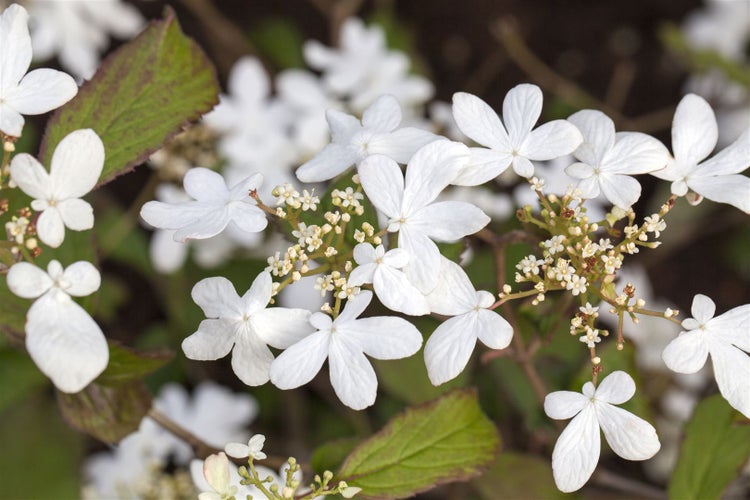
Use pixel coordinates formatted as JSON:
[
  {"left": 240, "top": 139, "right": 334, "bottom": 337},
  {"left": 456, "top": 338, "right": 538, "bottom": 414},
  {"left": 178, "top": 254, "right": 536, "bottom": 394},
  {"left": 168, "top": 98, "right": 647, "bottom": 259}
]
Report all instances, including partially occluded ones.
[
  {"left": 643, "top": 213, "right": 666, "bottom": 237},
  {"left": 542, "top": 235, "right": 565, "bottom": 256},
  {"left": 273, "top": 183, "right": 320, "bottom": 212},
  {"left": 353, "top": 222, "right": 381, "bottom": 245},
  {"left": 331, "top": 186, "right": 365, "bottom": 215},
  {"left": 517, "top": 254, "right": 543, "bottom": 277},
  {"left": 4, "top": 210, "right": 39, "bottom": 256},
  {"left": 315, "top": 271, "right": 360, "bottom": 301},
  {"left": 291, "top": 222, "right": 331, "bottom": 253},
  {"left": 266, "top": 243, "right": 311, "bottom": 280},
  {"left": 601, "top": 252, "right": 623, "bottom": 275}
]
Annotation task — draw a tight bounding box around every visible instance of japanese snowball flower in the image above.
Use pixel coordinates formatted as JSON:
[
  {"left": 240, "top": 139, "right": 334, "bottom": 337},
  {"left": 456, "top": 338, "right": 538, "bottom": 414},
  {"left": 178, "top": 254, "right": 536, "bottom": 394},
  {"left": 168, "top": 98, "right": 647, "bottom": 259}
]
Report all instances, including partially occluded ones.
[
  {"left": 451, "top": 84, "right": 583, "bottom": 182},
  {"left": 10, "top": 129, "right": 104, "bottom": 248},
  {"left": 0, "top": 3, "right": 78, "bottom": 137},
  {"left": 191, "top": 452, "right": 283, "bottom": 500},
  {"left": 6, "top": 259, "right": 107, "bottom": 393},
  {"left": 270, "top": 291, "right": 423, "bottom": 410},
  {"left": 662, "top": 294, "right": 750, "bottom": 418},
  {"left": 544, "top": 371, "right": 660, "bottom": 492},
  {"left": 565, "top": 110, "right": 669, "bottom": 209},
  {"left": 651, "top": 94, "right": 750, "bottom": 213}
]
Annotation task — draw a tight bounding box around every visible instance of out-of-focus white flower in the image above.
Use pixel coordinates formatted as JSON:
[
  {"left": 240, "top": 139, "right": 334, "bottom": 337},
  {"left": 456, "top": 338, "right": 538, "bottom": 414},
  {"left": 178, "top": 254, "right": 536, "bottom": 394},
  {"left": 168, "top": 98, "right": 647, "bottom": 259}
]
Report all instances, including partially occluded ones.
[
  {"left": 26, "top": 0, "right": 144, "bottom": 80},
  {"left": 0, "top": 3, "right": 78, "bottom": 136},
  {"left": 190, "top": 456, "right": 282, "bottom": 500},
  {"left": 451, "top": 85, "right": 583, "bottom": 182},
  {"left": 270, "top": 291, "right": 422, "bottom": 410},
  {"left": 347, "top": 243, "right": 430, "bottom": 316},
  {"left": 424, "top": 257, "right": 513, "bottom": 385},
  {"left": 358, "top": 140, "right": 489, "bottom": 293},
  {"left": 544, "top": 371, "right": 660, "bottom": 492},
  {"left": 295, "top": 94, "right": 437, "bottom": 183},
  {"left": 7, "top": 259, "right": 106, "bottom": 393},
  {"left": 566, "top": 110, "right": 669, "bottom": 209},
  {"left": 195, "top": 452, "right": 237, "bottom": 500},
  {"left": 10, "top": 129, "right": 103, "bottom": 248},
  {"left": 183, "top": 272, "right": 314, "bottom": 386},
  {"left": 140, "top": 168, "right": 267, "bottom": 242},
  {"left": 662, "top": 294, "right": 750, "bottom": 418},
  {"left": 651, "top": 94, "right": 749, "bottom": 213},
  {"left": 225, "top": 434, "right": 267, "bottom": 460}
]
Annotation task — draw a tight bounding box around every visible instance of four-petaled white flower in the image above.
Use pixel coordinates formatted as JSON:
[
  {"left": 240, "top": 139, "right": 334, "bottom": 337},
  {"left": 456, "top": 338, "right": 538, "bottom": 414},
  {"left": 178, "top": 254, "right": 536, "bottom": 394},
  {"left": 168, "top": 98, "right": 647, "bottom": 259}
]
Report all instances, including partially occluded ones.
[
  {"left": 225, "top": 434, "right": 267, "bottom": 461},
  {"left": 451, "top": 84, "right": 583, "bottom": 183},
  {"left": 270, "top": 291, "right": 423, "bottom": 410},
  {"left": 424, "top": 257, "right": 513, "bottom": 385},
  {"left": 10, "top": 129, "right": 104, "bottom": 248},
  {"left": 7, "top": 259, "right": 108, "bottom": 393},
  {"left": 295, "top": 94, "right": 437, "bottom": 182},
  {"left": 662, "top": 294, "right": 750, "bottom": 418},
  {"left": 565, "top": 110, "right": 669, "bottom": 209},
  {"left": 0, "top": 3, "right": 78, "bottom": 137},
  {"left": 197, "top": 452, "right": 237, "bottom": 500},
  {"left": 544, "top": 371, "right": 660, "bottom": 493},
  {"left": 651, "top": 94, "right": 750, "bottom": 213},
  {"left": 347, "top": 243, "right": 429, "bottom": 316},
  {"left": 140, "top": 167, "right": 268, "bottom": 242},
  {"left": 182, "top": 272, "right": 313, "bottom": 386},
  {"left": 358, "top": 140, "right": 490, "bottom": 294}
]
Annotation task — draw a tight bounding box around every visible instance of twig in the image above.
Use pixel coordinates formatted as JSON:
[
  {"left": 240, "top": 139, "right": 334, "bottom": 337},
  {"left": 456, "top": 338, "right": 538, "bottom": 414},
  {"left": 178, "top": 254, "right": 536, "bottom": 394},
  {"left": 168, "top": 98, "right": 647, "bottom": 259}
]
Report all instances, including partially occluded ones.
[
  {"left": 605, "top": 59, "right": 636, "bottom": 111},
  {"left": 306, "top": 0, "right": 365, "bottom": 43}
]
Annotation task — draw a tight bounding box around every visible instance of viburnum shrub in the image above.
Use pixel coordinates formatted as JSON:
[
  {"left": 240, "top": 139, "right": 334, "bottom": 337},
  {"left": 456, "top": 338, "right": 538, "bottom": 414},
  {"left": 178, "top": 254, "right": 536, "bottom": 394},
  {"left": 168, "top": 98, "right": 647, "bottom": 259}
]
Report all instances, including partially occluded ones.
[{"left": 0, "top": 1, "right": 748, "bottom": 498}]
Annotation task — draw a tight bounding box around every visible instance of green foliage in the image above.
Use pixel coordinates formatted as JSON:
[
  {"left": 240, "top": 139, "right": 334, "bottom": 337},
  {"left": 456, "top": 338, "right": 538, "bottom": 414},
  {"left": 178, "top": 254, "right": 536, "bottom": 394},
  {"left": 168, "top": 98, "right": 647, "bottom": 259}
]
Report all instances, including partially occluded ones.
[
  {"left": 336, "top": 389, "right": 500, "bottom": 499},
  {"left": 473, "top": 452, "right": 567, "bottom": 500},
  {"left": 311, "top": 437, "right": 361, "bottom": 474},
  {"left": 96, "top": 342, "right": 173, "bottom": 387},
  {"left": 0, "top": 348, "right": 47, "bottom": 412},
  {"left": 669, "top": 395, "right": 750, "bottom": 500},
  {"left": 248, "top": 17, "right": 305, "bottom": 69},
  {"left": 39, "top": 7, "right": 220, "bottom": 187}
]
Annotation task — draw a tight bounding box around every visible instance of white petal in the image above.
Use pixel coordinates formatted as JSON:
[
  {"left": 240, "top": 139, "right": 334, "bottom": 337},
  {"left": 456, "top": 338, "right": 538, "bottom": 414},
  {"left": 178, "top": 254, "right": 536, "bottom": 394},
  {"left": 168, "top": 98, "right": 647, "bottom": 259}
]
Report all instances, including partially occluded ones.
[
  {"left": 410, "top": 201, "right": 490, "bottom": 241},
  {"left": 49, "top": 129, "right": 104, "bottom": 198},
  {"left": 361, "top": 94, "right": 401, "bottom": 131},
  {"left": 173, "top": 208, "right": 230, "bottom": 241},
  {"left": 381, "top": 247, "right": 409, "bottom": 268},
  {"left": 183, "top": 168, "right": 228, "bottom": 202},
  {"left": 709, "top": 341, "right": 750, "bottom": 418},
  {"left": 182, "top": 319, "right": 237, "bottom": 360},
  {"left": 0, "top": 103, "right": 23, "bottom": 137},
  {"left": 694, "top": 129, "right": 750, "bottom": 177},
  {"left": 140, "top": 200, "right": 205, "bottom": 230},
  {"left": 62, "top": 261, "right": 101, "bottom": 296},
  {"left": 399, "top": 225, "right": 441, "bottom": 294},
  {"left": 231, "top": 329, "right": 275, "bottom": 386},
  {"left": 372, "top": 266, "right": 430, "bottom": 316},
  {"left": 604, "top": 132, "right": 669, "bottom": 175},
  {"left": 150, "top": 229, "right": 188, "bottom": 274},
  {"left": 690, "top": 294, "right": 716, "bottom": 324},
  {"left": 594, "top": 370, "right": 635, "bottom": 405},
  {"left": 6, "top": 68, "right": 77, "bottom": 115},
  {"left": 565, "top": 161, "right": 595, "bottom": 180},
  {"left": 452, "top": 147, "right": 512, "bottom": 186},
  {"left": 475, "top": 309, "right": 513, "bottom": 349},
  {"left": 425, "top": 257, "right": 476, "bottom": 315},
  {"left": 252, "top": 308, "right": 313, "bottom": 349},
  {"left": 191, "top": 277, "right": 243, "bottom": 318},
  {"left": 270, "top": 331, "right": 330, "bottom": 389},
  {"left": 568, "top": 110, "right": 615, "bottom": 165},
  {"left": 708, "top": 304, "right": 750, "bottom": 351},
  {"left": 402, "top": 140, "right": 469, "bottom": 213},
  {"left": 512, "top": 155, "right": 535, "bottom": 178},
  {"left": 357, "top": 154, "right": 404, "bottom": 218},
  {"left": 328, "top": 335, "right": 378, "bottom": 410},
  {"left": 295, "top": 143, "right": 359, "bottom": 183},
  {"left": 521, "top": 119, "right": 583, "bottom": 160},
  {"left": 544, "top": 391, "right": 589, "bottom": 420},
  {"left": 598, "top": 172, "right": 641, "bottom": 209},
  {"left": 503, "top": 84, "right": 542, "bottom": 147},
  {"left": 341, "top": 316, "right": 423, "bottom": 359},
  {"left": 347, "top": 263, "right": 376, "bottom": 287},
  {"left": 326, "top": 108, "right": 361, "bottom": 143},
  {"left": 551, "top": 406, "right": 601, "bottom": 493},
  {"left": 202, "top": 453, "right": 231, "bottom": 494},
  {"left": 452, "top": 92, "right": 510, "bottom": 150},
  {"left": 0, "top": 4, "right": 32, "bottom": 93},
  {"left": 227, "top": 202, "right": 267, "bottom": 234},
  {"left": 25, "top": 296, "right": 108, "bottom": 393},
  {"left": 57, "top": 198, "right": 94, "bottom": 231},
  {"left": 224, "top": 443, "right": 250, "bottom": 459},
  {"left": 9, "top": 153, "right": 52, "bottom": 199},
  {"left": 672, "top": 94, "right": 718, "bottom": 167},
  {"left": 596, "top": 403, "right": 660, "bottom": 460},
  {"left": 367, "top": 127, "right": 439, "bottom": 164},
  {"left": 424, "top": 314, "right": 477, "bottom": 385},
  {"left": 337, "top": 290, "right": 373, "bottom": 324},
  {"left": 662, "top": 331, "right": 709, "bottom": 373},
  {"left": 352, "top": 242, "right": 377, "bottom": 265},
  {"left": 576, "top": 176, "right": 601, "bottom": 200},
  {"left": 36, "top": 208, "right": 66, "bottom": 248},
  {"left": 687, "top": 174, "right": 750, "bottom": 213},
  {"left": 228, "top": 57, "right": 269, "bottom": 104},
  {"left": 6, "top": 261, "right": 53, "bottom": 298}
]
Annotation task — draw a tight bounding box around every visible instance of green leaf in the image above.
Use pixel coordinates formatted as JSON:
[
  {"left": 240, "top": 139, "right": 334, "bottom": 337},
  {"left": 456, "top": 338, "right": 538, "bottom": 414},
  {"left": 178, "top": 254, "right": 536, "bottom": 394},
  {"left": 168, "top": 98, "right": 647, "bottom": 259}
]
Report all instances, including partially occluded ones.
[
  {"left": 95, "top": 342, "right": 173, "bottom": 387},
  {"left": 473, "top": 452, "right": 566, "bottom": 500},
  {"left": 311, "top": 437, "right": 362, "bottom": 474},
  {"left": 249, "top": 17, "right": 305, "bottom": 69},
  {"left": 56, "top": 380, "right": 152, "bottom": 443},
  {"left": 39, "top": 6, "right": 219, "bottom": 186},
  {"left": 337, "top": 389, "right": 500, "bottom": 499},
  {"left": 668, "top": 395, "right": 750, "bottom": 500},
  {"left": 0, "top": 276, "right": 27, "bottom": 341},
  {"left": 0, "top": 348, "right": 47, "bottom": 412}
]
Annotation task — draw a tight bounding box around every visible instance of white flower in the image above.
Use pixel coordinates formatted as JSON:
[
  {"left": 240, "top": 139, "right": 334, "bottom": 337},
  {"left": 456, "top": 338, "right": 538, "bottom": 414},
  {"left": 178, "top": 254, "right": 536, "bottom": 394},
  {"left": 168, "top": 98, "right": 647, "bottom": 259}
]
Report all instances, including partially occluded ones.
[
  {"left": 140, "top": 167, "right": 268, "bottom": 242},
  {"left": 358, "top": 140, "right": 490, "bottom": 293},
  {"left": 347, "top": 243, "right": 430, "bottom": 316},
  {"left": 565, "top": 110, "right": 669, "bottom": 209},
  {"left": 544, "top": 371, "right": 660, "bottom": 493},
  {"left": 182, "top": 272, "right": 313, "bottom": 386},
  {"left": 26, "top": 0, "right": 144, "bottom": 80},
  {"left": 424, "top": 257, "right": 513, "bottom": 385},
  {"left": 6, "top": 259, "right": 107, "bottom": 393},
  {"left": 662, "top": 294, "right": 750, "bottom": 418},
  {"left": 451, "top": 84, "right": 583, "bottom": 182},
  {"left": 651, "top": 94, "right": 750, "bottom": 213},
  {"left": 196, "top": 453, "right": 237, "bottom": 500},
  {"left": 191, "top": 456, "right": 282, "bottom": 500},
  {"left": 295, "top": 94, "right": 437, "bottom": 183},
  {"left": 270, "top": 291, "right": 422, "bottom": 410},
  {"left": 0, "top": 3, "right": 78, "bottom": 137},
  {"left": 10, "top": 128, "right": 103, "bottom": 248},
  {"left": 225, "top": 434, "right": 267, "bottom": 460}
]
